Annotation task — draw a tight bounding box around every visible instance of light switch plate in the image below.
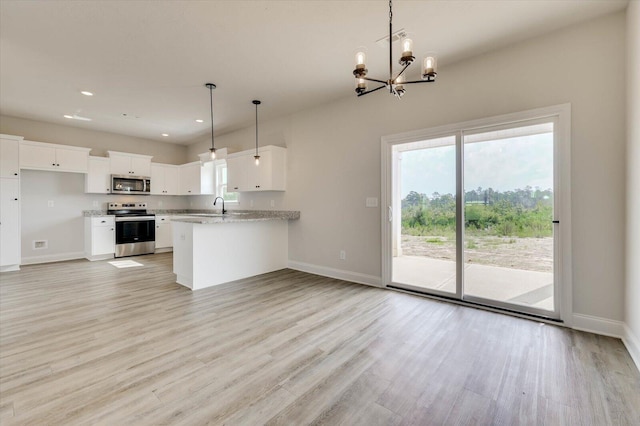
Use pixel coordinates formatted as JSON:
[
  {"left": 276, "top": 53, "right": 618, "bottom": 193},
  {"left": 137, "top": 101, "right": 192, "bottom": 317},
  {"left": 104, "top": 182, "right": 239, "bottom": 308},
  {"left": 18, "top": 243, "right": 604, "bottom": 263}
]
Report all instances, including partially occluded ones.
[
  {"left": 47, "top": 200, "right": 55, "bottom": 207},
  {"left": 366, "top": 197, "right": 378, "bottom": 208}
]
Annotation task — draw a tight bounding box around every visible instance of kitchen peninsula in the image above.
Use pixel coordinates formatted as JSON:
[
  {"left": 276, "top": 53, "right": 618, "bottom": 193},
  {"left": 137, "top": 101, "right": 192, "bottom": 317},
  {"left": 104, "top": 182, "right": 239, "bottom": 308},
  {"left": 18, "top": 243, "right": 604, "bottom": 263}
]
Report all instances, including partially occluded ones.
[{"left": 172, "top": 211, "right": 300, "bottom": 290}]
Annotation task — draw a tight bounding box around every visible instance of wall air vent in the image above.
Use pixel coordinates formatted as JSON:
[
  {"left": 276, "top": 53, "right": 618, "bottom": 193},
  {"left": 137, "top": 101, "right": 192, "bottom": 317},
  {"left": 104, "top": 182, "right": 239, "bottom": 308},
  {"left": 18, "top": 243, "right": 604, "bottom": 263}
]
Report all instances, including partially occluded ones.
[{"left": 33, "top": 240, "right": 48, "bottom": 250}]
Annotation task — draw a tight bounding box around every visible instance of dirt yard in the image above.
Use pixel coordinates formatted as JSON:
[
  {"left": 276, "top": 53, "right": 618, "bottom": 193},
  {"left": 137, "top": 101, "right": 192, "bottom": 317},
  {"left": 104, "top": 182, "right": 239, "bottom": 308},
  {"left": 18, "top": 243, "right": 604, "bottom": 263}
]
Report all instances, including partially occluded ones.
[{"left": 401, "top": 235, "right": 553, "bottom": 273}]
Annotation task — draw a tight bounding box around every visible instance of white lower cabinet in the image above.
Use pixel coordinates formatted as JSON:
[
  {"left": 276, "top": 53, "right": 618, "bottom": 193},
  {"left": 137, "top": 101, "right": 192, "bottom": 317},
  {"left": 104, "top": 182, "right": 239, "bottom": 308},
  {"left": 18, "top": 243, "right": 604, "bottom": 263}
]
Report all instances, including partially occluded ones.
[
  {"left": 155, "top": 215, "right": 173, "bottom": 250},
  {"left": 0, "top": 178, "right": 21, "bottom": 271},
  {"left": 84, "top": 216, "right": 115, "bottom": 261}
]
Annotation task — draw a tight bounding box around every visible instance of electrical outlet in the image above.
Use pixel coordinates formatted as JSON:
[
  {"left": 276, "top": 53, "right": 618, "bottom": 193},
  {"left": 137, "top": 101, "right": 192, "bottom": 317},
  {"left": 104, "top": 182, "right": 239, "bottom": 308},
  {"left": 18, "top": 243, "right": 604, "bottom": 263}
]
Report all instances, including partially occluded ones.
[
  {"left": 47, "top": 200, "right": 55, "bottom": 207},
  {"left": 270, "top": 200, "right": 275, "bottom": 207},
  {"left": 158, "top": 200, "right": 163, "bottom": 207},
  {"left": 250, "top": 199, "right": 254, "bottom": 208},
  {"left": 366, "top": 197, "right": 378, "bottom": 208},
  {"left": 340, "top": 250, "right": 346, "bottom": 260},
  {"left": 92, "top": 200, "right": 99, "bottom": 208}
]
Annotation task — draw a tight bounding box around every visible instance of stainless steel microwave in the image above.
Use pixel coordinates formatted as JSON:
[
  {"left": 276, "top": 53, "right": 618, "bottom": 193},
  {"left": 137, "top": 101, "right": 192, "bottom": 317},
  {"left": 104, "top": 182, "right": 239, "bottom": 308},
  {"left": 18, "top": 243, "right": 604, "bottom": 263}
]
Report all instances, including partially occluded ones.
[{"left": 111, "top": 175, "right": 151, "bottom": 195}]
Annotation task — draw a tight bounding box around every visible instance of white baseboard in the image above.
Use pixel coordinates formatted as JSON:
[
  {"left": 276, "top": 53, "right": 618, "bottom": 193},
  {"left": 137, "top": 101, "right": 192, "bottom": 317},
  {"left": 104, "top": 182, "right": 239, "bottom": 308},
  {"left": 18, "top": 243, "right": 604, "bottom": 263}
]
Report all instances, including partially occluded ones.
[
  {"left": 21, "top": 251, "right": 85, "bottom": 265},
  {"left": 623, "top": 324, "right": 640, "bottom": 372},
  {"left": 287, "top": 260, "right": 382, "bottom": 288},
  {"left": 0, "top": 264, "right": 20, "bottom": 272},
  {"left": 572, "top": 313, "right": 625, "bottom": 338}
]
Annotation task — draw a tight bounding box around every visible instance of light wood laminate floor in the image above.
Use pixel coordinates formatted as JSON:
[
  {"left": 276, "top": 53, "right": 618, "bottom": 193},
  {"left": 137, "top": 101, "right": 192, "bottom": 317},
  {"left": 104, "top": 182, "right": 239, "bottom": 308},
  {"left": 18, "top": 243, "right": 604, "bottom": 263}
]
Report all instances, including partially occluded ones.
[{"left": 1, "top": 253, "right": 638, "bottom": 425}]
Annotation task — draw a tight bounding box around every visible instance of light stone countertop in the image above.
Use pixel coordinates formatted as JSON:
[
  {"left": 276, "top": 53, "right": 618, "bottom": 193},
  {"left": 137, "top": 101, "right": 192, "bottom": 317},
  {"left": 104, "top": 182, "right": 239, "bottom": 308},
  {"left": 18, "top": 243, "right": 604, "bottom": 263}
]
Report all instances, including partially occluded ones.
[
  {"left": 170, "top": 210, "right": 300, "bottom": 224},
  {"left": 82, "top": 209, "right": 300, "bottom": 222}
]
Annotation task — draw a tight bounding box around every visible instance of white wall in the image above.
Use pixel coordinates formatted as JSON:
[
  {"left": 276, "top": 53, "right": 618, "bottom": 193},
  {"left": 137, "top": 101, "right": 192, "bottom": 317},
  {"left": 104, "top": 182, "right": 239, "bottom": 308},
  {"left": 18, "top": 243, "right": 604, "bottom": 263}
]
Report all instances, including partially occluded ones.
[
  {"left": 190, "top": 12, "right": 627, "bottom": 323},
  {"left": 625, "top": 1, "right": 640, "bottom": 366},
  {"left": 19, "top": 170, "right": 186, "bottom": 263}
]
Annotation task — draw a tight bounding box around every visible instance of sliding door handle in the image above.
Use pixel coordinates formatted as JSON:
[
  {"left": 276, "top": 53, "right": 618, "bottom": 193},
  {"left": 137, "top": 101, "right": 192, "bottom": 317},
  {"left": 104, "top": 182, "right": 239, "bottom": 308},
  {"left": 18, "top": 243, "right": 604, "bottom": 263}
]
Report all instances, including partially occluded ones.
[
  {"left": 552, "top": 220, "right": 559, "bottom": 224},
  {"left": 388, "top": 206, "right": 393, "bottom": 222}
]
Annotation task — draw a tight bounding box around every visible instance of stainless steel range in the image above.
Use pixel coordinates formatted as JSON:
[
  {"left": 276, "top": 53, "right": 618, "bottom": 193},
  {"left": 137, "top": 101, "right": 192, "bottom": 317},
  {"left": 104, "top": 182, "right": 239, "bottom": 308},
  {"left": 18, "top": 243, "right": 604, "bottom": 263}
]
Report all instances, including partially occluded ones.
[{"left": 108, "top": 203, "right": 155, "bottom": 257}]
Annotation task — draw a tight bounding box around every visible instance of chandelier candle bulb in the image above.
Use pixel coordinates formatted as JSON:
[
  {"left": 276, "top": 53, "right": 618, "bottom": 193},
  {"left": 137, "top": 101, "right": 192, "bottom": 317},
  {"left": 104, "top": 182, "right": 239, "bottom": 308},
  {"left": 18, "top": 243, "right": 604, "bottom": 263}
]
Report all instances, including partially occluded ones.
[
  {"left": 401, "top": 37, "right": 413, "bottom": 57},
  {"left": 422, "top": 55, "right": 437, "bottom": 79},
  {"left": 357, "top": 78, "right": 367, "bottom": 89},
  {"left": 353, "top": 50, "right": 368, "bottom": 78}
]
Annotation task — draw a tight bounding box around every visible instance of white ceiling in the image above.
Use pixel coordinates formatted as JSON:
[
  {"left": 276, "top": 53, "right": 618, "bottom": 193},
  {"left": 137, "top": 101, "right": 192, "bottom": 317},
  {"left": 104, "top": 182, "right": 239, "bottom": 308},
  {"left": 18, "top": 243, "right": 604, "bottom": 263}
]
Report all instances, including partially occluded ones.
[{"left": 0, "top": 0, "right": 628, "bottom": 145}]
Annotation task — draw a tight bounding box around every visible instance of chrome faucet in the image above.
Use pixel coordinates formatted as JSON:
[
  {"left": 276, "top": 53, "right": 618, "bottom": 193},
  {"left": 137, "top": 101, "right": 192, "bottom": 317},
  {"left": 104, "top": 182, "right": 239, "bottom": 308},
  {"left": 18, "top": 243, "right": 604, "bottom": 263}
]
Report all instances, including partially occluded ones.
[{"left": 213, "top": 197, "right": 227, "bottom": 214}]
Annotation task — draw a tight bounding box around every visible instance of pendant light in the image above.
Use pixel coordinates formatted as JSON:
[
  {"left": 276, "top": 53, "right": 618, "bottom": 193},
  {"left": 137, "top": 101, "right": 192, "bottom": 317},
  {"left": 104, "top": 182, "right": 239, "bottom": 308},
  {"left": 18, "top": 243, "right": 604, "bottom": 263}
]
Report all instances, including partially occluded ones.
[
  {"left": 206, "top": 83, "right": 217, "bottom": 160},
  {"left": 252, "top": 100, "right": 261, "bottom": 165}
]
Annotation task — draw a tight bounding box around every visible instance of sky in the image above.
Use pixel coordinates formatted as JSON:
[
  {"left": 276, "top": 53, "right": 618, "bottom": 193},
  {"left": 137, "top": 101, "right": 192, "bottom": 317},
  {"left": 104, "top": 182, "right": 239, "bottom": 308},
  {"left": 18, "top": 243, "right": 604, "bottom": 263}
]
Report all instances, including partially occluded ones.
[{"left": 400, "top": 133, "right": 553, "bottom": 198}]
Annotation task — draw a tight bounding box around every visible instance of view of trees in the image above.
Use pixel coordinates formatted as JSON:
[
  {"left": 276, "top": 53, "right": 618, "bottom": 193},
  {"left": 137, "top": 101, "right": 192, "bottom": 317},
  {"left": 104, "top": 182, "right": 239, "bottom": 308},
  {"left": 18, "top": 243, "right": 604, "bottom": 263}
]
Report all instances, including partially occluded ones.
[{"left": 402, "top": 187, "right": 553, "bottom": 238}]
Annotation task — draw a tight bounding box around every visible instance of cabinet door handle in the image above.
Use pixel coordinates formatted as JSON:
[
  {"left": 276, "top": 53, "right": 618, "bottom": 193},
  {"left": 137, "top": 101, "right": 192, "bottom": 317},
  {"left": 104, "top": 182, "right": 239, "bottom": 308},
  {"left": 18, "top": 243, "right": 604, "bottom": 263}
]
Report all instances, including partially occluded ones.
[
  {"left": 56, "top": 163, "right": 60, "bottom": 167},
  {"left": 101, "top": 220, "right": 106, "bottom": 223},
  {"left": 52, "top": 163, "right": 55, "bottom": 166},
  {"left": 13, "top": 173, "right": 18, "bottom": 176},
  {"left": 14, "top": 198, "right": 18, "bottom": 201}
]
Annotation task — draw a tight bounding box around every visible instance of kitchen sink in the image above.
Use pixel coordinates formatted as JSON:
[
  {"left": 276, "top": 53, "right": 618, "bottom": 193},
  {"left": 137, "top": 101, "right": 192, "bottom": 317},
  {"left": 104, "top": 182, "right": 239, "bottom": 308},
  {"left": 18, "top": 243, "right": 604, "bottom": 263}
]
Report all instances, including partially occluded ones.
[{"left": 185, "top": 212, "right": 253, "bottom": 217}]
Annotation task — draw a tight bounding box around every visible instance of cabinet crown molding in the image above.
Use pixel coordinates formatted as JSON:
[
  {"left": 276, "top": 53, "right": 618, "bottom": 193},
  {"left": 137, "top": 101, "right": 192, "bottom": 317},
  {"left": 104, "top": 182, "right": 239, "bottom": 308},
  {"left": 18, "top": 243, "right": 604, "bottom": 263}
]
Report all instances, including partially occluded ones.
[
  {"left": 0, "top": 134, "right": 24, "bottom": 141},
  {"left": 22, "top": 139, "right": 91, "bottom": 152},
  {"left": 107, "top": 150, "right": 153, "bottom": 159},
  {"left": 226, "top": 145, "right": 286, "bottom": 159}
]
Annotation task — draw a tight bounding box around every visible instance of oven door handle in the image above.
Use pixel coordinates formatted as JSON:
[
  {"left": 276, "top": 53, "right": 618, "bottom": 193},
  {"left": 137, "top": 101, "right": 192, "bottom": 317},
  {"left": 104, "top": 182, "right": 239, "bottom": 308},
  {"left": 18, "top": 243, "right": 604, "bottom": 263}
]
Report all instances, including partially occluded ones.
[{"left": 115, "top": 216, "right": 156, "bottom": 222}]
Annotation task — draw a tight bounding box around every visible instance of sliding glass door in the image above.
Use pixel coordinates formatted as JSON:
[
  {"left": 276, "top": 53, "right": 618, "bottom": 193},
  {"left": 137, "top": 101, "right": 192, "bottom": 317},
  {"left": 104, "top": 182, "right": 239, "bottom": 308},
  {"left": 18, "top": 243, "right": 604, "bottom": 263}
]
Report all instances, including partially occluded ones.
[
  {"left": 462, "top": 121, "right": 556, "bottom": 315},
  {"left": 391, "top": 135, "right": 458, "bottom": 298},
  {"left": 383, "top": 110, "right": 564, "bottom": 320}
]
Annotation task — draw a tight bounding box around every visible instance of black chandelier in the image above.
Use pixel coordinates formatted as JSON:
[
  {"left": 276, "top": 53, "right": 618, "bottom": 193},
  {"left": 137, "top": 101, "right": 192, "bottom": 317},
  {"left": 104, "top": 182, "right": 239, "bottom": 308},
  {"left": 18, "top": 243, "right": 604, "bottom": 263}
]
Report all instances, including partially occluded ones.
[{"left": 353, "top": 0, "right": 437, "bottom": 98}]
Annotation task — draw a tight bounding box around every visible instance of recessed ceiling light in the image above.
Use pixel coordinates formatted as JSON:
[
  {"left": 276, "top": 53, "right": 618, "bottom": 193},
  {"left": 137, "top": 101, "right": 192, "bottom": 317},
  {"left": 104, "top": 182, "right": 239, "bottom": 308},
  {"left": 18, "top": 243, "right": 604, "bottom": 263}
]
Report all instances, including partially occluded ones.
[
  {"left": 80, "top": 91, "right": 94, "bottom": 96},
  {"left": 63, "top": 114, "right": 92, "bottom": 121},
  {"left": 161, "top": 133, "right": 169, "bottom": 137},
  {"left": 195, "top": 119, "right": 204, "bottom": 123}
]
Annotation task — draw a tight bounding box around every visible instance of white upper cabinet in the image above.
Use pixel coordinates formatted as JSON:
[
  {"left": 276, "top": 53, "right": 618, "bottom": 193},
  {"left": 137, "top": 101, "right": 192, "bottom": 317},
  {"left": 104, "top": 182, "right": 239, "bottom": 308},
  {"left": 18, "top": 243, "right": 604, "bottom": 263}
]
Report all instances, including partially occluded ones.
[
  {"left": 226, "top": 155, "right": 248, "bottom": 192},
  {"left": 226, "top": 145, "right": 286, "bottom": 192},
  {"left": 85, "top": 156, "right": 111, "bottom": 194},
  {"left": 107, "top": 151, "right": 152, "bottom": 176},
  {"left": 0, "top": 134, "right": 23, "bottom": 178},
  {"left": 179, "top": 161, "right": 214, "bottom": 195},
  {"left": 151, "top": 163, "right": 180, "bottom": 195},
  {"left": 20, "top": 140, "right": 90, "bottom": 173}
]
